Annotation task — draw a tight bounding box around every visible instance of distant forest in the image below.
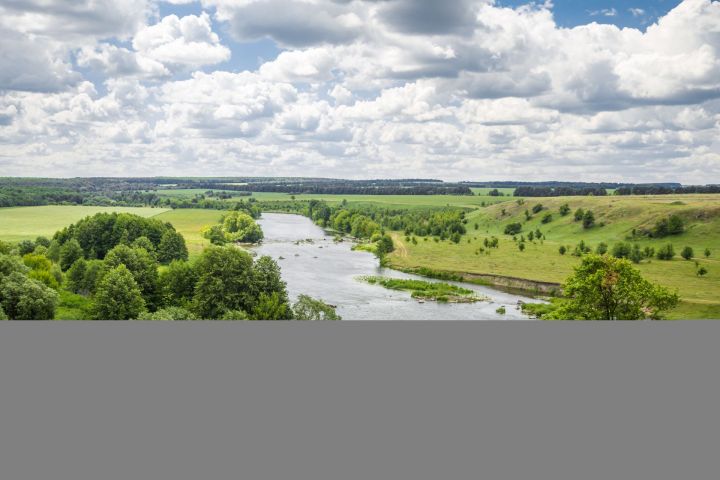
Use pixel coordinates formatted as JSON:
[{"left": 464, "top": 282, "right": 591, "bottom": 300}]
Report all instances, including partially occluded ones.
[{"left": 1, "top": 177, "right": 718, "bottom": 209}]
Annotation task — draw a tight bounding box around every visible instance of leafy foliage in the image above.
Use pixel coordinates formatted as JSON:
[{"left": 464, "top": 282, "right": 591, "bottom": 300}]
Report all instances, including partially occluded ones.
[
  {"left": 292, "top": 295, "right": 341, "bottom": 320},
  {"left": 92, "top": 265, "right": 146, "bottom": 320}
]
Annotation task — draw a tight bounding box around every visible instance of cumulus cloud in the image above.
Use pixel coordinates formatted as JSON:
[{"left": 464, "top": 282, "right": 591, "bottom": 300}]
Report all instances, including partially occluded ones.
[
  {"left": 133, "top": 13, "right": 231, "bottom": 69},
  {"left": 1, "top": 0, "right": 720, "bottom": 182}
]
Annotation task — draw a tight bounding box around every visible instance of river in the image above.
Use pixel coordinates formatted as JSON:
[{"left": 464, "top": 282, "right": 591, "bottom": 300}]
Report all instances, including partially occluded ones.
[{"left": 253, "top": 213, "right": 537, "bottom": 320}]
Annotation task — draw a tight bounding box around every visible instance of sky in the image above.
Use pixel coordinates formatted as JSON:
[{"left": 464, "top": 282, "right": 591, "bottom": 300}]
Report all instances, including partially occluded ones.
[{"left": 0, "top": 0, "right": 719, "bottom": 184}]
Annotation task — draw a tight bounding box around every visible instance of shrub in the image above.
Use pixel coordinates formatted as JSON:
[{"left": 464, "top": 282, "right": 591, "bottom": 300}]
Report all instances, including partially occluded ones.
[
  {"left": 612, "top": 242, "right": 631, "bottom": 259},
  {"left": 532, "top": 204, "right": 544, "bottom": 214},
  {"left": 559, "top": 245, "right": 567, "bottom": 255},
  {"left": 541, "top": 213, "right": 553, "bottom": 224},
  {"left": 681, "top": 246, "right": 694, "bottom": 261},
  {"left": 656, "top": 244, "right": 676, "bottom": 261},
  {"left": 574, "top": 208, "right": 584, "bottom": 222},
  {"left": 504, "top": 223, "right": 522, "bottom": 235},
  {"left": 559, "top": 204, "right": 571, "bottom": 216},
  {"left": 596, "top": 242, "right": 608, "bottom": 255},
  {"left": 582, "top": 210, "right": 595, "bottom": 229}
]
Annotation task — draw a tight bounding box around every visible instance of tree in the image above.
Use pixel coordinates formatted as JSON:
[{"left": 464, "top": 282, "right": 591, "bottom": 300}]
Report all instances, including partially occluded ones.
[
  {"left": 66, "top": 259, "right": 88, "bottom": 294},
  {"left": 582, "top": 210, "right": 595, "bottom": 229},
  {"left": 252, "top": 256, "right": 289, "bottom": 306},
  {"left": 159, "top": 260, "right": 197, "bottom": 307},
  {"left": 541, "top": 213, "right": 553, "bottom": 224},
  {"left": 192, "top": 246, "right": 256, "bottom": 319},
  {"left": 0, "top": 272, "right": 58, "bottom": 320},
  {"left": 559, "top": 245, "right": 567, "bottom": 255},
  {"left": 705, "top": 248, "right": 711, "bottom": 259},
  {"left": 157, "top": 230, "right": 189, "bottom": 263},
  {"left": 652, "top": 214, "right": 684, "bottom": 238},
  {"left": 293, "top": 295, "right": 341, "bottom": 320},
  {"left": 518, "top": 242, "right": 526, "bottom": 252},
  {"left": 251, "top": 292, "right": 292, "bottom": 320},
  {"left": 59, "top": 239, "right": 84, "bottom": 271},
  {"left": 137, "top": 307, "right": 198, "bottom": 320},
  {"left": 375, "top": 234, "right": 395, "bottom": 257},
  {"left": 559, "top": 204, "right": 571, "bottom": 216},
  {"left": 681, "top": 246, "right": 694, "bottom": 261},
  {"left": 504, "top": 223, "right": 522, "bottom": 235},
  {"left": 18, "top": 240, "right": 35, "bottom": 256},
  {"left": 92, "top": 265, "right": 146, "bottom": 320},
  {"left": 612, "top": 242, "right": 631, "bottom": 259},
  {"left": 0, "top": 254, "right": 29, "bottom": 279},
  {"left": 697, "top": 266, "right": 708, "bottom": 277},
  {"left": 0, "top": 304, "right": 7, "bottom": 320},
  {"left": 629, "top": 244, "right": 643, "bottom": 264},
  {"left": 35, "top": 236, "right": 51, "bottom": 248},
  {"left": 103, "top": 244, "right": 160, "bottom": 309},
  {"left": 574, "top": 208, "right": 585, "bottom": 222},
  {"left": 220, "top": 310, "right": 250, "bottom": 320},
  {"left": 596, "top": 242, "right": 608, "bottom": 255},
  {"left": 532, "top": 204, "right": 544, "bottom": 214},
  {"left": 552, "top": 255, "right": 679, "bottom": 320},
  {"left": 131, "top": 236, "right": 156, "bottom": 258},
  {"left": 656, "top": 244, "right": 675, "bottom": 261}
]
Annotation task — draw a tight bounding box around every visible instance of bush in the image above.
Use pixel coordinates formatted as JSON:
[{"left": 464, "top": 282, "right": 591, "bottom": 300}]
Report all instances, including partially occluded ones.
[
  {"left": 92, "top": 265, "right": 146, "bottom": 320},
  {"left": 582, "top": 210, "right": 595, "bottom": 229},
  {"left": 656, "top": 244, "right": 676, "bottom": 261},
  {"left": 559, "top": 245, "right": 567, "bottom": 255},
  {"left": 697, "top": 266, "right": 708, "bottom": 277},
  {"left": 137, "top": 307, "right": 198, "bottom": 320},
  {"left": 681, "top": 246, "right": 694, "bottom": 260},
  {"left": 559, "top": 204, "right": 571, "bottom": 216},
  {"left": 532, "top": 204, "right": 544, "bottom": 214},
  {"left": 293, "top": 295, "right": 341, "bottom": 320},
  {"left": 0, "top": 272, "right": 58, "bottom": 320},
  {"left": 541, "top": 213, "right": 553, "bottom": 224},
  {"left": 574, "top": 208, "right": 585, "bottom": 222},
  {"left": 612, "top": 242, "right": 631, "bottom": 259},
  {"left": 596, "top": 242, "right": 608, "bottom": 255},
  {"left": 504, "top": 223, "right": 522, "bottom": 235},
  {"left": 652, "top": 215, "right": 684, "bottom": 238}
]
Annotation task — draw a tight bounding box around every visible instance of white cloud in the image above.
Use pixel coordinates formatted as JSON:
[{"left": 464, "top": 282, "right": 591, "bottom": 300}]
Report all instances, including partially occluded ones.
[
  {"left": 1, "top": 0, "right": 720, "bottom": 183},
  {"left": 133, "top": 13, "right": 231, "bottom": 69}
]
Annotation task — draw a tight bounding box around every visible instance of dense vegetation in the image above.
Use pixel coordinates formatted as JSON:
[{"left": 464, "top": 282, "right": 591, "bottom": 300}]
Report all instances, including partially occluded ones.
[
  {"left": 514, "top": 186, "right": 608, "bottom": 197},
  {"left": 0, "top": 211, "right": 339, "bottom": 320},
  {"left": 360, "top": 276, "right": 484, "bottom": 303},
  {"left": 201, "top": 211, "right": 264, "bottom": 245}
]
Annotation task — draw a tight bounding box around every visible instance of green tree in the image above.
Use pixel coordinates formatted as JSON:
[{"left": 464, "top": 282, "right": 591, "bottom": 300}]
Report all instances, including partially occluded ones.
[
  {"left": 252, "top": 256, "right": 289, "bottom": 306},
  {"left": 558, "top": 245, "right": 567, "bottom": 255},
  {"left": 705, "top": 248, "right": 711, "bottom": 259},
  {"left": 35, "top": 236, "right": 51, "bottom": 248},
  {"left": 375, "top": 234, "right": 395, "bottom": 257},
  {"left": 0, "top": 272, "right": 58, "bottom": 320},
  {"left": 574, "top": 208, "right": 585, "bottom": 222},
  {"left": 596, "top": 242, "right": 608, "bottom": 255},
  {"left": 681, "top": 246, "right": 694, "bottom": 260},
  {"left": 532, "top": 204, "right": 544, "bottom": 214},
  {"left": 541, "top": 213, "right": 553, "bottom": 224},
  {"left": 0, "top": 254, "right": 29, "bottom": 279},
  {"left": 251, "top": 292, "right": 292, "bottom": 320},
  {"left": 18, "top": 240, "right": 35, "bottom": 256},
  {"left": 553, "top": 255, "right": 679, "bottom": 320},
  {"left": 159, "top": 260, "right": 197, "bottom": 307},
  {"left": 220, "top": 310, "right": 250, "bottom": 320},
  {"left": 518, "top": 242, "right": 526, "bottom": 252},
  {"left": 157, "top": 230, "right": 189, "bottom": 263},
  {"left": 559, "top": 204, "right": 571, "bottom": 216},
  {"left": 59, "top": 239, "right": 84, "bottom": 271},
  {"left": 92, "top": 265, "right": 146, "bottom": 320},
  {"left": 612, "top": 242, "right": 631, "bottom": 259},
  {"left": 656, "top": 244, "right": 675, "bottom": 261},
  {"left": 504, "top": 223, "right": 522, "bottom": 235},
  {"left": 137, "top": 307, "right": 198, "bottom": 320},
  {"left": 582, "top": 210, "right": 595, "bottom": 229},
  {"left": 192, "top": 246, "right": 256, "bottom": 319},
  {"left": 103, "top": 244, "right": 160, "bottom": 309},
  {"left": 131, "top": 236, "right": 156, "bottom": 258},
  {"left": 696, "top": 266, "right": 708, "bottom": 277},
  {"left": 293, "top": 295, "right": 341, "bottom": 320},
  {"left": 0, "top": 304, "right": 7, "bottom": 320},
  {"left": 66, "top": 258, "right": 88, "bottom": 294},
  {"left": 629, "top": 244, "right": 643, "bottom": 264}
]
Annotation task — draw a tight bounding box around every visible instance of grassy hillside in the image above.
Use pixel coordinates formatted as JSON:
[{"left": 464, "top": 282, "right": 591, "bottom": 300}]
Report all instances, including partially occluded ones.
[
  {"left": 0, "top": 205, "right": 169, "bottom": 242},
  {"left": 387, "top": 194, "right": 720, "bottom": 319},
  {"left": 154, "top": 209, "right": 224, "bottom": 258}
]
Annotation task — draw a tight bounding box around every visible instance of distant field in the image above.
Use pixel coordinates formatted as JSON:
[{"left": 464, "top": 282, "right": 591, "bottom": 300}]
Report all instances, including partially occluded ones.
[
  {"left": 388, "top": 194, "right": 720, "bottom": 319},
  {"left": 250, "top": 191, "right": 510, "bottom": 209},
  {"left": 469, "top": 187, "right": 515, "bottom": 196},
  {"left": 0, "top": 205, "right": 169, "bottom": 242},
  {"left": 153, "top": 188, "right": 247, "bottom": 199},
  {"left": 154, "top": 209, "right": 224, "bottom": 258}
]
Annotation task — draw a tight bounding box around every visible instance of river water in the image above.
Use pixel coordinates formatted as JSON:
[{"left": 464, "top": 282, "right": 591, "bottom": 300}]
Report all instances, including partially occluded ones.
[{"left": 253, "top": 213, "right": 536, "bottom": 320}]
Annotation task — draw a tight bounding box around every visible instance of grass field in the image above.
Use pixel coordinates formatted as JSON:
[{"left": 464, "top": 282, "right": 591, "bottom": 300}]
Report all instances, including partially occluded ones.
[
  {"left": 387, "top": 194, "right": 720, "bottom": 319},
  {"left": 154, "top": 209, "right": 224, "bottom": 258},
  {"left": 250, "top": 191, "right": 509, "bottom": 209},
  {"left": 0, "top": 205, "right": 169, "bottom": 242}
]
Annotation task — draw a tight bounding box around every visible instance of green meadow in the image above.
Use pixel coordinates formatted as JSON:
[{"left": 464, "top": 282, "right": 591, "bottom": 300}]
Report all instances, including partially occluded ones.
[
  {"left": 0, "top": 205, "right": 169, "bottom": 243},
  {"left": 386, "top": 194, "right": 720, "bottom": 319}
]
